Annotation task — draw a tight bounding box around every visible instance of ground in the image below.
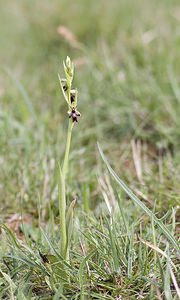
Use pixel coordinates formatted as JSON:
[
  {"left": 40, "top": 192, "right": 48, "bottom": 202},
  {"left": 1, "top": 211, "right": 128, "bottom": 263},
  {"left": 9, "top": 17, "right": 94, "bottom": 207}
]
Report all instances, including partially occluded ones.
[{"left": 0, "top": 0, "right": 179, "bottom": 299}]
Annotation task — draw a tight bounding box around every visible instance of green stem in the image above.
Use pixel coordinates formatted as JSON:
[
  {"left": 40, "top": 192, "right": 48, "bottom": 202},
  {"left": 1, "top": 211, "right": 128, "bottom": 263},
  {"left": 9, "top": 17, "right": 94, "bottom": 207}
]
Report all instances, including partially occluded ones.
[
  {"left": 59, "top": 164, "right": 67, "bottom": 259},
  {"left": 62, "top": 120, "right": 73, "bottom": 178},
  {"left": 59, "top": 64, "right": 74, "bottom": 261},
  {"left": 59, "top": 119, "right": 73, "bottom": 260}
]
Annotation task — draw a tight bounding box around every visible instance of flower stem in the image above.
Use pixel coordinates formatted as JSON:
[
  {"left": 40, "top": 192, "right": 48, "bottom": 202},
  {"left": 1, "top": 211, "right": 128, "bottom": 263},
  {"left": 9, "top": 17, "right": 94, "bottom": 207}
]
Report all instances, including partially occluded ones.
[
  {"left": 59, "top": 119, "right": 73, "bottom": 260},
  {"left": 59, "top": 163, "right": 67, "bottom": 259},
  {"left": 62, "top": 120, "right": 73, "bottom": 178}
]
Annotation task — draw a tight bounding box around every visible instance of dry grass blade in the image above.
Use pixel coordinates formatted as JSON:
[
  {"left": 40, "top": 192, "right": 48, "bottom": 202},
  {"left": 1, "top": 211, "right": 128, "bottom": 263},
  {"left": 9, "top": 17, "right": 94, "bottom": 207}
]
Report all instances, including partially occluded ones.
[
  {"left": 57, "top": 25, "right": 83, "bottom": 50},
  {"left": 131, "top": 139, "right": 144, "bottom": 184},
  {"left": 138, "top": 237, "right": 176, "bottom": 270},
  {"left": 169, "top": 265, "right": 180, "bottom": 298}
]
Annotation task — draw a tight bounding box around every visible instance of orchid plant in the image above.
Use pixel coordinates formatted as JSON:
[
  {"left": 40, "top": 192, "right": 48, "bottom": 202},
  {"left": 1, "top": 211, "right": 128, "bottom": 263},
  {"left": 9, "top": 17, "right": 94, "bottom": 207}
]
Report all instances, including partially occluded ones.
[{"left": 58, "top": 56, "right": 81, "bottom": 261}]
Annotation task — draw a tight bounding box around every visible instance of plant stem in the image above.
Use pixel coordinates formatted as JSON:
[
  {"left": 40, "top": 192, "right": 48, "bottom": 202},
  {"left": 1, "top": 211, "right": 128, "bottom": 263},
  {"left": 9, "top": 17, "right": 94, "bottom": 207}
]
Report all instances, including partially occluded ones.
[
  {"left": 59, "top": 119, "right": 73, "bottom": 260},
  {"left": 59, "top": 164, "right": 67, "bottom": 259},
  {"left": 59, "top": 57, "right": 77, "bottom": 261},
  {"left": 62, "top": 120, "right": 73, "bottom": 178}
]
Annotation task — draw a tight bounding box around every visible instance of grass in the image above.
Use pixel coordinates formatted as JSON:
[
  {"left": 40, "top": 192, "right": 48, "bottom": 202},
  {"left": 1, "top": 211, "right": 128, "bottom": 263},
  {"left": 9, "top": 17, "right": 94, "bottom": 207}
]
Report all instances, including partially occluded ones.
[{"left": 0, "top": 0, "right": 180, "bottom": 298}]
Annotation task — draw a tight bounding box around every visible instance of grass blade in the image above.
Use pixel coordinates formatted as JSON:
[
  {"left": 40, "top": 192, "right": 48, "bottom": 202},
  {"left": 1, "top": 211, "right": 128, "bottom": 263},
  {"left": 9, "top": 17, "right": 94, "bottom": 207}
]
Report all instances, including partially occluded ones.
[
  {"left": 79, "top": 249, "right": 96, "bottom": 291},
  {"left": 97, "top": 143, "right": 180, "bottom": 253}
]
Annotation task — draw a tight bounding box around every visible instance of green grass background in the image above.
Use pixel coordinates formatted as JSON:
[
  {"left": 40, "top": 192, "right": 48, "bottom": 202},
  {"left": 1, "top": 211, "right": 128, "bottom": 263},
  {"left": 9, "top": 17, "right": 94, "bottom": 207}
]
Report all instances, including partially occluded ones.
[{"left": 0, "top": 0, "right": 179, "bottom": 299}]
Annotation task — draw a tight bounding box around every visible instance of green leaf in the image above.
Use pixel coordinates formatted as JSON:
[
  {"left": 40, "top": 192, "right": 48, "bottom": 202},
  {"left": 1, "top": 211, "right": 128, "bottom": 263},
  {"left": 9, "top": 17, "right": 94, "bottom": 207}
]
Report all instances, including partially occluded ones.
[
  {"left": 58, "top": 74, "right": 69, "bottom": 105},
  {"left": 79, "top": 249, "right": 96, "bottom": 290},
  {"left": 66, "top": 199, "right": 76, "bottom": 253},
  {"left": 0, "top": 268, "right": 16, "bottom": 290}
]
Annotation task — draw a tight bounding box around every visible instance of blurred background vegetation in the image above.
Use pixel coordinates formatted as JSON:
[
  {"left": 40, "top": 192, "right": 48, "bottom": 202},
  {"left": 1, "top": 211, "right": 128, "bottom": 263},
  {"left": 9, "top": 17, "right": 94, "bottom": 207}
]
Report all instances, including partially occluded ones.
[{"left": 0, "top": 0, "right": 179, "bottom": 216}]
